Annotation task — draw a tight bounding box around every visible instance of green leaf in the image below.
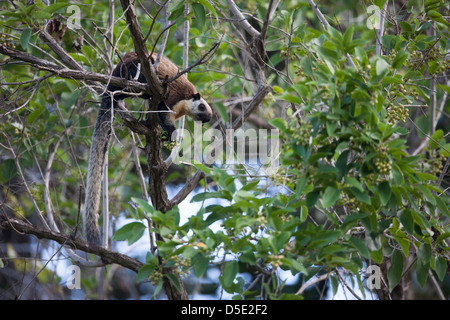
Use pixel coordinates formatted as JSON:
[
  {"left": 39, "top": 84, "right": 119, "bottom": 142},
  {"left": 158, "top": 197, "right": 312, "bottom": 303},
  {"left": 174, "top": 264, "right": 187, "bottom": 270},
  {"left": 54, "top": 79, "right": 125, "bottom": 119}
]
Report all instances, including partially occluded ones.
[
  {"left": 317, "top": 45, "right": 338, "bottom": 64},
  {"left": 392, "top": 235, "right": 410, "bottom": 258},
  {"left": 344, "top": 176, "right": 364, "bottom": 192},
  {"left": 349, "top": 237, "right": 370, "bottom": 259},
  {"left": 272, "top": 85, "right": 284, "bottom": 94},
  {"left": 292, "top": 83, "right": 308, "bottom": 97},
  {"left": 281, "top": 93, "right": 303, "bottom": 104},
  {"left": 197, "top": 0, "right": 216, "bottom": 17},
  {"left": 215, "top": 103, "right": 229, "bottom": 122},
  {"left": 152, "top": 279, "right": 164, "bottom": 298},
  {"left": 26, "top": 104, "right": 46, "bottom": 124},
  {"left": 371, "top": 248, "right": 383, "bottom": 264},
  {"left": 269, "top": 231, "right": 291, "bottom": 252},
  {"left": 295, "top": 176, "right": 308, "bottom": 197},
  {"left": 276, "top": 293, "right": 304, "bottom": 300},
  {"left": 426, "top": 10, "right": 449, "bottom": 25},
  {"left": 0, "top": 159, "right": 17, "bottom": 183},
  {"left": 61, "top": 90, "right": 80, "bottom": 109},
  {"left": 416, "top": 260, "right": 429, "bottom": 288},
  {"left": 381, "top": 35, "right": 398, "bottom": 50},
  {"left": 322, "top": 186, "right": 340, "bottom": 208},
  {"left": 435, "top": 197, "right": 450, "bottom": 217},
  {"left": 20, "top": 28, "right": 32, "bottom": 49},
  {"left": 168, "top": 0, "right": 184, "bottom": 13},
  {"left": 434, "top": 256, "right": 447, "bottom": 282},
  {"left": 269, "top": 118, "right": 287, "bottom": 131},
  {"left": 382, "top": 75, "right": 404, "bottom": 84},
  {"left": 192, "top": 3, "right": 205, "bottom": 29},
  {"left": 415, "top": 184, "right": 435, "bottom": 205},
  {"left": 399, "top": 21, "right": 413, "bottom": 33},
  {"left": 300, "top": 56, "right": 314, "bottom": 78},
  {"left": 429, "top": 129, "right": 443, "bottom": 149},
  {"left": 300, "top": 205, "right": 308, "bottom": 223},
  {"left": 191, "top": 190, "right": 232, "bottom": 202},
  {"left": 378, "top": 181, "right": 391, "bottom": 206},
  {"left": 349, "top": 187, "right": 371, "bottom": 204},
  {"left": 192, "top": 162, "right": 212, "bottom": 175},
  {"left": 132, "top": 197, "right": 155, "bottom": 215},
  {"left": 43, "top": 2, "right": 70, "bottom": 13},
  {"left": 193, "top": 254, "right": 210, "bottom": 278},
  {"left": 398, "top": 210, "right": 414, "bottom": 234},
  {"left": 112, "top": 222, "right": 146, "bottom": 245},
  {"left": 32, "top": 10, "right": 51, "bottom": 20},
  {"left": 336, "top": 150, "right": 350, "bottom": 179},
  {"left": 387, "top": 250, "right": 404, "bottom": 292},
  {"left": 375, "top": 58, "right": 389, "bottom": 76},
  {"left": 136, "top": 264, "right": 154, "bottom": 282},
  {"left": 343, "top": 24, "right": 354, "bottom": 52},
  {"left": 222, "top": 261, "right": 238, "bottom": 288},
  {"left": 417, "top": 243, "right": 431, "bottom": 264},
  {"left": 166, "top": 273, "right": 182, "bottom": 293}
]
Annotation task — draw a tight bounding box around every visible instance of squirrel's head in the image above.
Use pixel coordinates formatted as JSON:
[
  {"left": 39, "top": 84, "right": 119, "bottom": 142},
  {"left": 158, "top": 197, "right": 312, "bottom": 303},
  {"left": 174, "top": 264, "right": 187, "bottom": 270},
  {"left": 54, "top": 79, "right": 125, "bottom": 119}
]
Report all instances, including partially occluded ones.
[{"left": 189, "top": 93, "right": 213, "bottom": 123}]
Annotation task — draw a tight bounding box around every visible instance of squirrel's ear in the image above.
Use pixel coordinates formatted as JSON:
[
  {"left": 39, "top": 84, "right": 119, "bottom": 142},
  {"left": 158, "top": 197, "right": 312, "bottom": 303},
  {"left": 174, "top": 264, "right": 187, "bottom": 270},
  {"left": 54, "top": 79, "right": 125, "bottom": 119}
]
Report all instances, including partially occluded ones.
[{"left": 192, "top": 93, "right": 201, "bottom": 100}]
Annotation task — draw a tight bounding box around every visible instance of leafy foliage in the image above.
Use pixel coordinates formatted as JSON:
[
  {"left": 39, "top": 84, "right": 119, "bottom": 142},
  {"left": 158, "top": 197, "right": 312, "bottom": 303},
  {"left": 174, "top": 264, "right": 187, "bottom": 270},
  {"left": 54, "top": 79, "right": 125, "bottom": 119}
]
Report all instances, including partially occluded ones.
[{"left": 0, "top": 0, "right": 449, "bottom": 300}]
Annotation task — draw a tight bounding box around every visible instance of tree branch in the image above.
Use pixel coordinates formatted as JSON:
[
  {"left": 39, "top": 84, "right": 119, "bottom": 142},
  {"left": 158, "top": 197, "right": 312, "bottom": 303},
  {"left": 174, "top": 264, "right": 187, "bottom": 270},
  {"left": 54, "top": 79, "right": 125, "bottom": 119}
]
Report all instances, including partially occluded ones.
[
  {"left": 0, "top": 217, "right": 144, "bottom": 273},
  {"left": 119, "top": 0, "right": 164, "bottom": 100},
  {"left": 0, "top": 43, "right": 149, "bottom": 95},
  {"left": 226, "top": 0, "right": 260, "bottom": 38},
  {"left": 38, "top": 28, "right": 84, "bottom": 71}
]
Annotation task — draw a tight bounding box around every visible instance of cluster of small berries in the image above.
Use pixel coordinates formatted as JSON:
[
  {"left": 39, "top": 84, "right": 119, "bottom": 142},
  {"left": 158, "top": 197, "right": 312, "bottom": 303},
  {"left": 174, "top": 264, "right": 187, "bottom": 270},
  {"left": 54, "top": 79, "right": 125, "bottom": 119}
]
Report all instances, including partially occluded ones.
[
  {"left": 427, "top": 152, "right": 447, "bottom": 176},
  {"left": 406, "top": 50, "right": 424, "bottom": 70},
  {"left": 268, "top": 254, "right": 285, "bottom": 269},
  {"left": 375, "top": 157, "right": 392, "bottom": 175},
  {"left": 291, "top": 121, "right": 313, "bottom": 146},
  {"left": 0, "top": 33, "right": 16, "bottom": 49},
  {"left": 387, "top": 103, "right": 408, "bottom": 123}
]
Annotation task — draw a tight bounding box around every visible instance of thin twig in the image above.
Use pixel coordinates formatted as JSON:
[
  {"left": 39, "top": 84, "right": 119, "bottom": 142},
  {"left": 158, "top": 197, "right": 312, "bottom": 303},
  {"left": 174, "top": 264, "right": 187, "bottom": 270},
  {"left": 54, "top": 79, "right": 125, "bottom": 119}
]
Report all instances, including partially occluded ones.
[
  {"left": 296, "top": 272, "right": 331, "bottom": 295},
  {"left": 3, "top": 134, "right": 50, "bottom": 230},
  {"left": 166, "top": 39, "right": 222, "bottom": 85},
  {"left": 376, "top": 2, "right": 388, "bottom": 55},
  {"left": 429, "top": 270, "right": 446, "bottom": 300},
  {"left": 306, "top": 0, "right": 356, "bottom": 68},
  {"left": 335, "top": 269, "right": 363, "bottom": 300}
]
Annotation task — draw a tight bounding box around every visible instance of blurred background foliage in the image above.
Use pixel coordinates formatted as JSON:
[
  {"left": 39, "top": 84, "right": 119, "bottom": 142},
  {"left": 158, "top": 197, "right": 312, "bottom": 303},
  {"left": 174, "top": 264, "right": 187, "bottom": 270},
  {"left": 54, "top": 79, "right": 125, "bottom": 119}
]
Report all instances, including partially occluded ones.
[{"left": 0, "top": 0, "right": 449, "bottom": 300}]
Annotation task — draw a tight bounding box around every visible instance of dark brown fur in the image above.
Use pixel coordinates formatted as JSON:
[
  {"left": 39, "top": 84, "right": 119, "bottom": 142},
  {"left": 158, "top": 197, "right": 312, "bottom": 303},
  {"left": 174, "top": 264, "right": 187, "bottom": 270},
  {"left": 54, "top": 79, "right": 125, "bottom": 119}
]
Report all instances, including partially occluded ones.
[
  {"left": 115, "top": 52, "right": 197, "bottom": 108},
  {"left": 84, "top": 52, "right": 211, "bottom": 246}
]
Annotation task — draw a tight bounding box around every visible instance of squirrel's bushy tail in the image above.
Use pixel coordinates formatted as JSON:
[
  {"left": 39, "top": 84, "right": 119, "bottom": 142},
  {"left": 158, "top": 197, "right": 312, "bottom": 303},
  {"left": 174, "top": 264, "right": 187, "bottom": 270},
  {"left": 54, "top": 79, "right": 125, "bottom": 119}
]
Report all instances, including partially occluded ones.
[{"left": 83, "top": 96, "right": 114, "bottom": 246}]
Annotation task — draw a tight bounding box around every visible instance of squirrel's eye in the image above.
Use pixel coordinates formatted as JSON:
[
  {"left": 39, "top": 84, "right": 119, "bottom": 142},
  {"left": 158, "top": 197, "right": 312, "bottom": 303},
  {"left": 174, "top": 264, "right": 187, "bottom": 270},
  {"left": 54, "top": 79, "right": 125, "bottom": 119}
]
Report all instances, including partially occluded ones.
[{"left": 198, "top": 104, "right": 205, "bottom": 111}]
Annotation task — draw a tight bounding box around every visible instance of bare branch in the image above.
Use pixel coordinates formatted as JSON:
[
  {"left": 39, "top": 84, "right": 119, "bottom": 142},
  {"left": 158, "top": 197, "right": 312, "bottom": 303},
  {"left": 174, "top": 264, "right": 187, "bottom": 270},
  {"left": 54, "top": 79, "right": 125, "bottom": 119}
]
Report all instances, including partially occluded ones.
[
  {"left": 226, "top": 0, "right": 260, "bottom": 38},
  {"left": 306, "top": 0, "right": 329, "bottom": 29},
  {"left": 376, "top": 2, "right": 388, "bottom": 55},
  {"left": 261, "top": 0, "right": 274, "bottom": 43},
  {"left": 0, "top": 43, "right": 149, "bottom": 96},
  {"left": 296, "top": 272, "right": 331, "bottom": 295},
  {"left": 38, "top": 29, "right": 84, "bottom": 71},
  {"left": 0, "top": 217, "right": 144, "bottom": 273}
]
